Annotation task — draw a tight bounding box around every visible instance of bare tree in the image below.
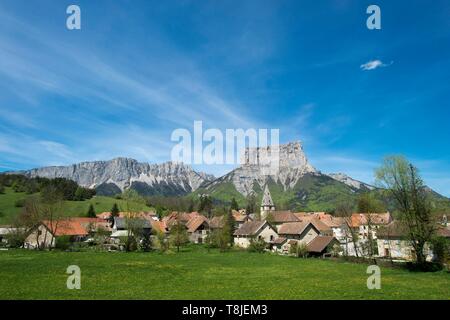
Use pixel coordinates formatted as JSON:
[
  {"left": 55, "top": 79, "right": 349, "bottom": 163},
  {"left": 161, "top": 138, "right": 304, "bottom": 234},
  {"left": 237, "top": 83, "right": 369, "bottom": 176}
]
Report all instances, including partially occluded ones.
[{"left": 336, "top": 202, "right": 360, "bottom": 258}]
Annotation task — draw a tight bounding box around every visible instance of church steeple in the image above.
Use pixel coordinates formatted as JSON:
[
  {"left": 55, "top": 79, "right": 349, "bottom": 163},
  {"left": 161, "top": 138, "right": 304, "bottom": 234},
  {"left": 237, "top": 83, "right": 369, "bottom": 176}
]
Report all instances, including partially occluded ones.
[{"left": 261, "top": 184, "right": 275, "bottom": 219}]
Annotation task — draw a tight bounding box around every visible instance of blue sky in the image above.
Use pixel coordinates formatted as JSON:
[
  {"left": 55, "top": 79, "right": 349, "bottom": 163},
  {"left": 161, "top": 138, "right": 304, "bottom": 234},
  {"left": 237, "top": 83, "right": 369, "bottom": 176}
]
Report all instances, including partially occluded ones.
[{"left": 0, "top": 0, "right": 450, "bottom": 196}]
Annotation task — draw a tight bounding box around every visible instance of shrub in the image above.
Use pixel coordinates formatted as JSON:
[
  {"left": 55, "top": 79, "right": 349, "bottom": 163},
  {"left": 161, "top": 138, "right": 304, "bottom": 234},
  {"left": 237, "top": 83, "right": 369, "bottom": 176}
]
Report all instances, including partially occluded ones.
[
  {"left": 406, "top": 262, "right": 443, "bottom": 272},
  {"left": 431, "top": 236, "right": 449, "bottom": 265},
  {"left": 14, "top": 199, "right": 25, "bottom": 208},
  {"left": 290, "top": 242, "right": 309, "bottom": 258},
  {"left": 55, "top": 236, "right": 72, "bottom": 251},
  {"left": 248, "top": 238, "right": 267, "bottom": 253}
]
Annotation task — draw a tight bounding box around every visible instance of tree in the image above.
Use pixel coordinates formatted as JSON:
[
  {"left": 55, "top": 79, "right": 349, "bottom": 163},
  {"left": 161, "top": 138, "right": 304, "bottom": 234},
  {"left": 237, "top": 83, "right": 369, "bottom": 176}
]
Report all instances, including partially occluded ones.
[
  {"left": 86, "top": 204, "right": 96, "bottom": 218},
  {"left": 357, "top": 193, "right": 385, "bottom": 213},
  {"left": 245, "top": 193, "right": 257, "bottom": 214},
  {"left": 216, "top": 208, "right": 235, "bottom": 251},
  {"left": 0, "top": 184, "right": 5, "bottom": 194},
  {"left": 376, "top": 156, "right": 436, "bottom": 266},
  {"left": 335, "top": 201, "right": 360, "bottom": 258},
  {"left": 198, "top": 194, "right": 213, "bottom": 216},
  {"left": 109, "top": 203, "right": 120, "bottom": 225},
  {"left": 187, "top": 198, "right": 195, "bottom": 213},
  {"left": 170, "top": 218, "right": 189, "bottom": 252},
  {"left": 230, "top": 198, "right": 239, "bottom": 211}
]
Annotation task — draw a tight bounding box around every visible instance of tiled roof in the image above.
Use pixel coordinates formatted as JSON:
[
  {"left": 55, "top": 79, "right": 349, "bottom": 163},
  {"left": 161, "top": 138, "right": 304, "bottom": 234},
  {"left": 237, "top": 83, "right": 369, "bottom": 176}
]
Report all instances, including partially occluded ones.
[
  {"left": 42, "top": 219, "right": 89, "bottom": 236},
  {"left": 234, "top": 220, "right": 267, "bottom": 236},
  {"left": 209, "top": 215, "right": 225, "bottom": 229},
  {"left": 273, "top": 237, "right": 287, "bottom": 245},
  {"left": 307, "top": 236, "right": 338, "bottom": 253},
  {"left": 267, "top": 211, "right": 299, "bottom": 223},
  {"left": 278, "top": 221, "right": 313, "bottom": 235},
  {"left": 150, "top": 220, "right": 167, "bottom": 233},
  {"left": 186, "top": 215, "right": 208, "bottom": 233},
  {"left": 97, "top": 211, "right": 156, "bottom": 220},
  {"left": 113, "top": 217, "right": 152, "bottom": 230},
  {"left": 232, "top": 211, "right": 250, "bottom": 222},
  {"left": 350, "top": 213, "right": 392, "bottom": 227}
]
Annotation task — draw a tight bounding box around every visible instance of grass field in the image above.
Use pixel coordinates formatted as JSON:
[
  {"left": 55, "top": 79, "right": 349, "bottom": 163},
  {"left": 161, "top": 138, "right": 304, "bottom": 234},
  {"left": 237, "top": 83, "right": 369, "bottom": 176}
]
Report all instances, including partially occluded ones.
[
  {"left": 0, "top": 246, "right": 449, "bottom": 300},
  {"left": 0, "top": 187, "right": 152, "bottom": 224}
]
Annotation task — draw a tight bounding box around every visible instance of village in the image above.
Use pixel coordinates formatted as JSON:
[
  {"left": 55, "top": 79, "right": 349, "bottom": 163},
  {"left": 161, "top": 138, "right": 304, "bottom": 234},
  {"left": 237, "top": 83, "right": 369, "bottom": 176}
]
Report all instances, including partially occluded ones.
[{"left": 2, "top": 184, "right": 448, "bottom": 263}]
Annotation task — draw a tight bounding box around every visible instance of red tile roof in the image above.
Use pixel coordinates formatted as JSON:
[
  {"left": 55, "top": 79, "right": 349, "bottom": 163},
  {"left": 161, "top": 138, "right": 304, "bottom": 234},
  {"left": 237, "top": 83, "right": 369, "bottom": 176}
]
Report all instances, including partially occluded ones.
[
  {"left": 186, "top": 215, "right": 208, "bottom": 233},
  {"left": 350, "top": 213, "right": 392, "bottom": 227}
]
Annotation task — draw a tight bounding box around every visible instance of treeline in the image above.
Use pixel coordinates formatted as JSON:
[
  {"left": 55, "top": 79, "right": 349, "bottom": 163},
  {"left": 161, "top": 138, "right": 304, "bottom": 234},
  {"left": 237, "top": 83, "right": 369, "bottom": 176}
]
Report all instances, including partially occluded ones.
[
  {"left": 0, "top": 174, "right": 95, "bottom": 201},
  {"left": 144, "top": 194, "right": 254, "bottom": 218}
]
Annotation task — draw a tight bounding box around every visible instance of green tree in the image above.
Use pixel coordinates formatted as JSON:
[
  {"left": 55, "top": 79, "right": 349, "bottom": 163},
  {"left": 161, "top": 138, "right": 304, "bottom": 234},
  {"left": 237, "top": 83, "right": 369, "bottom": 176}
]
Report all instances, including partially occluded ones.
[
  {"left": 86, "top": 204, "right": 96, "bottom": 218},
  {"left": 110, "top": 203, "right": 120, "bottom": 217},
  {"left": 357, "top": 193, "right": 385, "bottom": 213},
  {"left": 230, "top": 198, "right": 239, "bottom": 211},
  {"left": 245, "top": 193, "right": 257, "bottom": 214},
  {"left": 187, "top": 198, "right": 195, "bottom": 213},
  {"left": 216, "top": 208, "right": 235, "bottom": 251},
  {"left": 170, "top": 219, "right": 189, "bottom": 252},
  {"left": 376, "top": 156, "right": 436, "bottom": 266}
]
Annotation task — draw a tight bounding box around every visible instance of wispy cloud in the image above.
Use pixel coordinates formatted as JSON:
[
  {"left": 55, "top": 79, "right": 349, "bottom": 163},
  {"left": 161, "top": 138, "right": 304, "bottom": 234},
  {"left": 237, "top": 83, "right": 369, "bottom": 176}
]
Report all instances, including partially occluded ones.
[{"left": 360, "top": 59, "right": 393, "bottom": 71}]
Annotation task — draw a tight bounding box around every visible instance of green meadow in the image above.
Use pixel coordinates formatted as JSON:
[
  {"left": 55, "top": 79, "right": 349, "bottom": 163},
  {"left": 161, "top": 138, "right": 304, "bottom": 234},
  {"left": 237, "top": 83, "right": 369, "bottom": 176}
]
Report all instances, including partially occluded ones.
[
  {"left": 0, "top": 187, "right": 152, "bottom": 224},
  {"left": 0, "top": 246, "right": 448, "bottom": 300}
]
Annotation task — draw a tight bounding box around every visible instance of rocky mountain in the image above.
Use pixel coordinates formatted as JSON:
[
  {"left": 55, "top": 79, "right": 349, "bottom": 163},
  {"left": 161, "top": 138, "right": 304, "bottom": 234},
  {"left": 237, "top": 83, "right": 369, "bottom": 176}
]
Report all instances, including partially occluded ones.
[
  {"left": 327, "top": 173, "right": 375, "bottom": 191},
  {"left": 15, "top": 158, "right": 214, "bottom": 196},
  {"left": 205, "top": 141, "right": 318, "bottom": 196}
]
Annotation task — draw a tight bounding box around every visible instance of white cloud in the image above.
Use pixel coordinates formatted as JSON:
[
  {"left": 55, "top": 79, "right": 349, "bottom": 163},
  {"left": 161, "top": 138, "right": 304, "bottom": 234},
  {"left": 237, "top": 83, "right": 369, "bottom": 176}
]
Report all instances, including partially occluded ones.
[{"left": 360, "top": 60, "right": 392, "bottom": 71}]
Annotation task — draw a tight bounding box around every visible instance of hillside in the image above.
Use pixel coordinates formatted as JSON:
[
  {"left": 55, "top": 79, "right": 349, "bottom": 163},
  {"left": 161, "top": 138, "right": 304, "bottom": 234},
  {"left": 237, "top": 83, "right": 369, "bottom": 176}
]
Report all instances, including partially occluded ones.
[{"left": 0, "top": 187, "right": 152, "bottom": 224}]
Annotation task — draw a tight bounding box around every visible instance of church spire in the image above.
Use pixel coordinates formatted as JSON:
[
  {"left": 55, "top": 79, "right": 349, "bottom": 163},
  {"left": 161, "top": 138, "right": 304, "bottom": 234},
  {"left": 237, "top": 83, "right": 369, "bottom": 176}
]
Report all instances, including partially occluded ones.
[{"left": 261, "top": 184, "right": 275, "bottom": 219}]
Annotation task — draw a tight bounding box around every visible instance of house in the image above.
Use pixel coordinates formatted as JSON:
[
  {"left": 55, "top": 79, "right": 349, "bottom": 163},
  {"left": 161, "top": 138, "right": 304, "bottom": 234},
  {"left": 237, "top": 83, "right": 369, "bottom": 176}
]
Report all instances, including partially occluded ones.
[
  {"left": 209, "top": 215, "right": 225, "bottom": 230},
  {"left": 277, "top": 221, "right": 320, "bottom": 246},
  {"left": 260, "top": 185, "right": 276, "bottom": 219},
  {"left": 186, "top": 215, "right": 209, "bottom": 244},
  {"left": 233, "top": 220, "right": 278, "bottom": 248},
  {"left": 110, "top": 217, "right": 152, "bottom": 240},
  {"left": 232, "top": 210, "right": 253, "bottom": 229},
  {"left": 376, "top": 221, "right": 450, "bottom": 261},
  {"left": 294, "top": 212, "right": 344, "bottom": 238},
  {"left": 272, "top": 237, "right": 289, "bottom": 253},
  {"left": 306, "top": 236, "right": 340, "bottom": 257},
  {"left": 24, "top": 218, "right": 97, "bottom": 249},
  {"left": 350, "top": 212, "right": 392, "bottom": 240},
  {"left": 0, "top": 225, "right": 25, "bottom": 244},
  {"left": 149, "top": 220, "right": 168, "bottom": 234}
]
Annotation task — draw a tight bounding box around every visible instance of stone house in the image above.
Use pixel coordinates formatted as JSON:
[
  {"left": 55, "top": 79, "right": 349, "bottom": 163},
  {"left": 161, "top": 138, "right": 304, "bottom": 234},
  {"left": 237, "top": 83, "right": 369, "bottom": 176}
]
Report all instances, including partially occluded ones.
[
  {"left": 186, "top": 215, "right": 209, "bottom": 244},
  {"left": 234, "top": 220, "right": 278, "bottom": 249},
  {"left": 277, "top": 221, "right": 320, "bottom": 247},
  {"left": 376, "top": 221, "right": 450, "bottom": 261}
]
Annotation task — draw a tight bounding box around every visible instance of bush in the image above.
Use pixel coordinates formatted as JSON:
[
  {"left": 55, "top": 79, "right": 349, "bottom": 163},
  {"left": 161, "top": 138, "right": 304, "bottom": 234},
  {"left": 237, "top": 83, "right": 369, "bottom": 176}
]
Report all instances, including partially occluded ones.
[
  {"left": 406, "top": 261, "right": 443, "bottom": 272},
  {"left": 5, "top": 233, "right": 27, "bottom": 248},
  {"left": 248, "top": 238, "right": 267, "bottom": 253},
  {"left": 55, "top": 236, "right": 72, "bottom": 251},
  {"left": 14, "top": 199, "right": 25, "bottom": 208},
  {"left": 290, "top": 242, "right": 309, "bottom": 258},
  {"left": 431, "top": 236, "right": 449, "bottom": 265}
]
